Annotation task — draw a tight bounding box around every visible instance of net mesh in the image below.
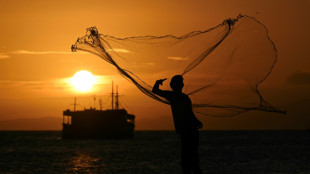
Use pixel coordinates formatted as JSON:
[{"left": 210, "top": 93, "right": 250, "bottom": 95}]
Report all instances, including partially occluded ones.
[{"left": 71, "top": 14, "right": 285, "bottom": 117}]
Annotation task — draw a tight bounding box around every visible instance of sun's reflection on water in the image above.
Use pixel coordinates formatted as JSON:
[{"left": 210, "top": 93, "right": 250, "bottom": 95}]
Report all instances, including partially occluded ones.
[{"left": 70, "top": 153, "right": 102, "bottom": 172}]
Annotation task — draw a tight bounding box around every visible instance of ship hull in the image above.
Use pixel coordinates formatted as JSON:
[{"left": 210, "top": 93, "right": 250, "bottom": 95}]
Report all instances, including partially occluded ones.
[{"left": 62, "top": 109, "right": 135, "bottom": 139}]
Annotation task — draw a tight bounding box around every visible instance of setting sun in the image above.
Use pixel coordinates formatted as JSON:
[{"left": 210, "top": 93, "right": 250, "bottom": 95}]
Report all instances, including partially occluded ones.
[{"left": 71, "top": 70, "right": 95, "bottom": 92}]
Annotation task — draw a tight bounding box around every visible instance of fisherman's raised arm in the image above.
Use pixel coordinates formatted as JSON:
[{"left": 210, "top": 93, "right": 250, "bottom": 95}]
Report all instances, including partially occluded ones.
[
  {"left": 152, "top": 78, "right": 167, "bottom": 94},
  {"left": 152, "top": 78, "right": 173, "bottom": 100}
]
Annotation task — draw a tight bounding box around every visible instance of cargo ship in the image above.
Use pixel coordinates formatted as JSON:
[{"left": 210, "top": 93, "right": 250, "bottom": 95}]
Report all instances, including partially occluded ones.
[{"left": 62, "top": 82, "right": 135, "bottom": 139}]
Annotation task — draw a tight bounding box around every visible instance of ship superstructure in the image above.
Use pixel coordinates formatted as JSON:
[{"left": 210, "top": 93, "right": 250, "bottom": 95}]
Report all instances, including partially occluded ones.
[{"left": 62, "top": 82, "right": 135, "bottom": 139}]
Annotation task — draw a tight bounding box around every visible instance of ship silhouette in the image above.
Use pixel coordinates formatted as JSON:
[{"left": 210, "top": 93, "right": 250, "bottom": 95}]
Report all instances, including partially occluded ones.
[{"left": 62, "top": 82, "right": 135, "bottom": 139}]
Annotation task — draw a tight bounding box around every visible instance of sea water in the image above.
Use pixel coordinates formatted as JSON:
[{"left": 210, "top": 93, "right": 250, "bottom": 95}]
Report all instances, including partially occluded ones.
[{"left": 0, "top": 131, "right": 309, "bottom": 174}]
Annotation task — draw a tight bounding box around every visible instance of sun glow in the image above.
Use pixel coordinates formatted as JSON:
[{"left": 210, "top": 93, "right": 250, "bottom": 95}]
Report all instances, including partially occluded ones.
[{"left": 71, "top": 70, "right": 95, "bottom": 92}]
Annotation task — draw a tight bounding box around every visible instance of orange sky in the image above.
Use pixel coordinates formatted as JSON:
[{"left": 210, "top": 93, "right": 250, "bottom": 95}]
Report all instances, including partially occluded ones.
[{"left": 0, "top": 0, "right": 309, "bottom": 130}]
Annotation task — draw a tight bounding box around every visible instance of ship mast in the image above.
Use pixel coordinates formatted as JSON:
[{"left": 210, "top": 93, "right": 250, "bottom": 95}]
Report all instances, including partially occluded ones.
[
  {"left": 73, "top": 97, "right": 77, "bottom": 111},
  {"left": 111, "top": 82, "right": 119, "bottom": 110},
  {"left": 93, "top": 96, "right": 96, "bottom": 109},
  {"left": 115, "top": 85, "right": 119, "bottom": 109},
  {"left": 111, "top": 81, "right": 114, "bottom": 110},
  {"left": 99, "top": 98, "right": 103, "bottom": 110}
]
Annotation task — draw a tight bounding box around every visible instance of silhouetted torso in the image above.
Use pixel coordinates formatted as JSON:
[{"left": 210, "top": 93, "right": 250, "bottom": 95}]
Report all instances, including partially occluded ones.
[{"left": 155, "top": 90, "right": 198, "bottom": 134}]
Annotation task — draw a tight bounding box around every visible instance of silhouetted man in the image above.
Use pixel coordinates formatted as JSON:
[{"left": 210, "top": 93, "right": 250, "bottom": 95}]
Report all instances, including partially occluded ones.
[{"left": 152, "top": 75, "right": 202, "bottom": 174}]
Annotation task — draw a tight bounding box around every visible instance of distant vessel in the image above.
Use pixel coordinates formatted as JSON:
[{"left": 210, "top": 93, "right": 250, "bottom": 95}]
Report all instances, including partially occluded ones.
[{"left": 62, "top": 82, "right": 135, "bottom": 139}]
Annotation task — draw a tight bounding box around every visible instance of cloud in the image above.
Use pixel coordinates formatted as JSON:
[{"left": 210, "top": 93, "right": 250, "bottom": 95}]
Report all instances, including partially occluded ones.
[
  {"left": 288, "top": 72, "right": 310, "bottom": 85},
  {"left": 10, "top": 50, "right": 89, "bottom": 55},
  {"left": 0, "top": 75, "right": 109, "bottom": 91},
  {"left": 1, "top": 48, "right": 129, "bottom": 59},
  {"left": 0, "top": 79, "right": 70, "bottom": 90},
  {"left": 106, "top": 48, "right": 130, "bottom": 53},
  {"left": 0, "top": 53, "right": 9, "bottom": 59},
  {"left": 167, "top": 56, "right": 188, "bottom": 61}
]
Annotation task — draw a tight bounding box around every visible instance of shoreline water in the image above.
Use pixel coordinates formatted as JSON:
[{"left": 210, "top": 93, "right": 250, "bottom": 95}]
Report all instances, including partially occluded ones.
[{"left": 0, "top": 130, "right": 309, "bottom": 173}]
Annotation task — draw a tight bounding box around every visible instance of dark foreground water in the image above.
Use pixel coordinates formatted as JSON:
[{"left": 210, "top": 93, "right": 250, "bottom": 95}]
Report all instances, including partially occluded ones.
[{"left": 0, "top": 130, "right": 309, "bottom": 174}]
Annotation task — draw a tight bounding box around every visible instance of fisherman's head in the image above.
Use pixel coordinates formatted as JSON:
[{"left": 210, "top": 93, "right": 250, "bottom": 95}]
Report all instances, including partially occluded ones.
[{"left": 170, "top": 75, "right": 184, "bottom": 92}]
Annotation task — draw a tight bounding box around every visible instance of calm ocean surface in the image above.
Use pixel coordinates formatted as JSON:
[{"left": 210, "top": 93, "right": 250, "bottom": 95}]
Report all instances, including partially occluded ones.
[{"left": 0, "top": 130, "right": 309, "bottom": 174}]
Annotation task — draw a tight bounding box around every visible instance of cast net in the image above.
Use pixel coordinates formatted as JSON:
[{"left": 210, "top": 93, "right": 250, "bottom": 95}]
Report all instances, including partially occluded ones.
[{"left": 71, "top": 14, "right": 285, "bottom": 117}]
